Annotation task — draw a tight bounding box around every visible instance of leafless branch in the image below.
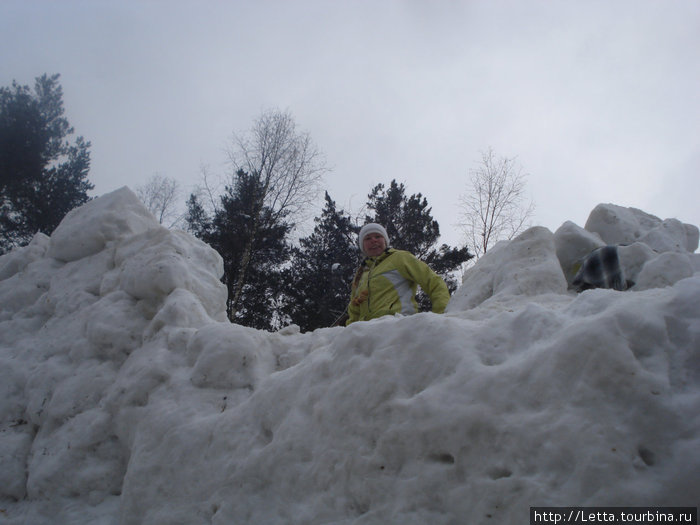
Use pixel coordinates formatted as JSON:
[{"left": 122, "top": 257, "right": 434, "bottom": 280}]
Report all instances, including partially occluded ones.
[
  {"left": 225, "top": 108, "right": 328, "bottom": 317},
  {"left": 135, "top": 173, "right": 183, "bottom": 228},
  {"left": 459, "top": 147, "right": 535, "bottom": 259},
  {"left": 227, "top": 108, "right": 326, "bottom": 223}
]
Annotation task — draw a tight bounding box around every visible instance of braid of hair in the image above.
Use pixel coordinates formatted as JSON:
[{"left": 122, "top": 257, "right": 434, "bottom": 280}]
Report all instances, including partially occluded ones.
[{"left": 352, "top": 260, "right": 368, "bottom": 288}]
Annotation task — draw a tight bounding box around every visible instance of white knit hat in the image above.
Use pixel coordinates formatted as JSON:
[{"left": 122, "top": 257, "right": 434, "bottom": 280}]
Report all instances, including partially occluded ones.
[{"left": 358, "top": 223, "right": 389, "bottom": 255}]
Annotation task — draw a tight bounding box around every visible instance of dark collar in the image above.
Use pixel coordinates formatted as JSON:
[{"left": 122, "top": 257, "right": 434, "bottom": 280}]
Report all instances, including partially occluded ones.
[{"left": 363, "top": 247, "right": 393, "bottom": 265}]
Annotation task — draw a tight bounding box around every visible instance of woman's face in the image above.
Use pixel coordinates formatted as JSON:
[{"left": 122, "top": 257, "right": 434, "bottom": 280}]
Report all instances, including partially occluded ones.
[{"left": 363, "top": 232, "right": 386, "bottom": 257}]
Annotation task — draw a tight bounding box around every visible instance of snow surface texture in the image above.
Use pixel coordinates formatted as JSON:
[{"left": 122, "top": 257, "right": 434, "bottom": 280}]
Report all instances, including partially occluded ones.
[{"left": 1, "top": 189, "right": 699, "bottom": 524}]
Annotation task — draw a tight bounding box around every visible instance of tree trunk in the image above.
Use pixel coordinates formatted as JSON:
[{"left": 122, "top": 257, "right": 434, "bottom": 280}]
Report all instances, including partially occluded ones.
[
  {"left": 229, "top": 218, "right": 258, "bottom": 320},
  {"left": 228, "top": 184, "right": 267, "bottom": 320}
]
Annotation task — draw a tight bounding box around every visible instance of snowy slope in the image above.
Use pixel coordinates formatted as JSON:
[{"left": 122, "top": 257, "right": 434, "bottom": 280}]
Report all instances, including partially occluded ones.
[{"left": 0, "top": 188, "right": 698, "bottom": 524}]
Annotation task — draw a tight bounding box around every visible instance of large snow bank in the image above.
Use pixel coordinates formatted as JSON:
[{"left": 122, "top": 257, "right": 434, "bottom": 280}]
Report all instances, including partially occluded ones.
[{"left": 0, "top": 190, "right": 698, "bottom": 524}]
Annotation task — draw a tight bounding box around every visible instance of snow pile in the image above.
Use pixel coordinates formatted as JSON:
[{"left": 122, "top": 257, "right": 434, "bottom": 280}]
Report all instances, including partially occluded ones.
[{"left": 0, "top": 190, "right": 698, "bottom": 524}]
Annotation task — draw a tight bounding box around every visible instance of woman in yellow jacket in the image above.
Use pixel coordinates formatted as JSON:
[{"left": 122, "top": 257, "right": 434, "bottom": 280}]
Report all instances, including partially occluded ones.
[{"left": 346, "top": 223, "right": 450, "bottom": 325}]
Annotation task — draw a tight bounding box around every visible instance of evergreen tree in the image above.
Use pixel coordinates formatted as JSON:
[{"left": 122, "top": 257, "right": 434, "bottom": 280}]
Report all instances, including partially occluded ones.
[
  {"left": 185, "top": 193, "right": 212, "bottom": 240},
  {"left": 186, "top": 170, "right": 290, "bottom": 330},
  {"left": 365, "top": 180, "right": 471, "bottom": 307},
  {"left": 227, "top": 109, "right": 326, "bottom": 320},
  {"left": 0, "top": 74, "right": 92, "bottom": 252},
  {"left": 284, "top": 192, "right": 358, "bottom": 331}
]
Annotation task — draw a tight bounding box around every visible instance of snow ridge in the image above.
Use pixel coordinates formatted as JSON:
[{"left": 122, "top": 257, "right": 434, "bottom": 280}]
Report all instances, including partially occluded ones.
[{"left": 0, "top": 189, "right": 698, "bottom": 524}]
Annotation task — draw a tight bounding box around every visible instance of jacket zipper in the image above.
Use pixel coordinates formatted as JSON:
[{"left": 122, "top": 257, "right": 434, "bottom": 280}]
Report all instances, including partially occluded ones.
[
  {"left": 362, "top": 250, "right": 392, "bottom": 315},
  {"left": 366, "top": 262, "right": 372, "bottom": 312}
]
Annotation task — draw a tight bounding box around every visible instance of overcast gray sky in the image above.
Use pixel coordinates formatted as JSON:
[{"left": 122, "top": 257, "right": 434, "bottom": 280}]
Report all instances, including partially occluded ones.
[{"left": 2, "top": 0, "right": 699, "bottom": 248}]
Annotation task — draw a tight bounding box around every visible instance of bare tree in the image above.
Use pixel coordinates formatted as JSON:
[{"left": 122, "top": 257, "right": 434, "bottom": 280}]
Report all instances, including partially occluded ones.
[
  {"left": 190, "top": 164, "right": 224, "bottom": 216},
  {"left": 460, "top": 148, "right": 535, "bottom": 259},
  {"left": 229, "top": 109, "right": 326, "bottom": 220},
  {"left": 226, "top": 108, "right": 327, "bottom": 317},
  {"left": 136, "top": 174, "right": 183, "bottom": 228}
]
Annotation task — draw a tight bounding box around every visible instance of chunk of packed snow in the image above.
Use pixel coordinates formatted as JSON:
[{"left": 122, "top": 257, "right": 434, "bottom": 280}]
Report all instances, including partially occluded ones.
[
  {"left": 0, "top": 190, "right": 698, "bottom": 524},
  {"left": 0, "top": 232, "right": 49, "bottom": 281},
  {"left": 634, "top": 252, "right": 695, "bottom": 291},
  {"left": 553, "top": 221, "right": 605, "bottom": 286},
  {"left": 617, "top": 242, "right": 657, "bottom": 285},
  {"left": 447, "top": 226, "right": 568, "bottom": 312},
  {"left": 585, "top": 203, "right": 699, "bottom": 253},
  {"left": 557, "top": 204, "right": 698, "bottom": 292},
  {"left": 47, "top": 187, "right": 159, "bottom": 262}
]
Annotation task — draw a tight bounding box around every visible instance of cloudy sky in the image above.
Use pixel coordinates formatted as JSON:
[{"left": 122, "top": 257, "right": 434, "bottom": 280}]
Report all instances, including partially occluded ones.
[{"left": 2, "top": 0, "right": 699, "bottom": 248}]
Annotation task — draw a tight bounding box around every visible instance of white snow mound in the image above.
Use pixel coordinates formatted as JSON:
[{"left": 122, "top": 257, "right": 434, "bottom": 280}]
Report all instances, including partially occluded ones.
[{"left": 0, "top": 190, "right": 698, "bottom": 524}]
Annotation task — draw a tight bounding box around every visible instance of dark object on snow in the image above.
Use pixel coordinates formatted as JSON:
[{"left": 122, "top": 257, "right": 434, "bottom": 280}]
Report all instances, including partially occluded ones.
[{"left": 572, "top": 245, "right": 629, "bottom": 292}]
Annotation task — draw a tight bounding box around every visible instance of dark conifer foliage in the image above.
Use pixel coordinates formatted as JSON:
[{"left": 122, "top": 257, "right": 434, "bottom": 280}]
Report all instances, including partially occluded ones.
[
  {"left": 0, "top": 74, "right": 93, "bottom": 252},
  {"left": 187, "top": 177, "right": 468, "bottom": 328},
  {"left": 284, "top": 192, "right": 359, "bottom": 331},
  {"left": 366, "top": 180, "right": 440, "bottom": 257},
  {"left": 186, "top": 170, "right": 290, "bottom": 330},
  {"left": 365, "top": 180, "right": 471, "bottom": 307}
]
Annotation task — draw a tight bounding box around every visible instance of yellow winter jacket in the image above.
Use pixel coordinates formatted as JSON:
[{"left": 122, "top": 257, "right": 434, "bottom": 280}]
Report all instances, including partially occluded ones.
[{"left": 346, "top": 249, "right": 450, "bottom": 325}]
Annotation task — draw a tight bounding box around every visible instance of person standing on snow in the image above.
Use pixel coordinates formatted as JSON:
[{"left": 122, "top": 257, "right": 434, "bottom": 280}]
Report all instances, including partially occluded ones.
[{"left": 345, "top": 223, "right": 450, "bottom": 325}]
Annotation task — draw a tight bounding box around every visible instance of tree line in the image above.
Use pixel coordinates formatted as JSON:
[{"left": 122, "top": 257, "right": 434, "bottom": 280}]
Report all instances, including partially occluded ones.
[
  {"left": 187, "top": 173, "right": 471, "bottom": 331},
  {"left": 1, "top": 74, "right": 534, "bottom": 332}
]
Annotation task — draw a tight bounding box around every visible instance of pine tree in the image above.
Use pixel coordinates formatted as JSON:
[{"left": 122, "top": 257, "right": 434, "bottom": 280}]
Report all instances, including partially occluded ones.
[
  {"left": 365, "top": 180, "right": 471, "bottom": 307},
  {"left": 0, "top": 74, "right": 92, "bottom": 252},
  {"left": 186, "top": 170, "right": 290, "bottom": 330},
  {"left": 227, "top": 109, "right": 326, "bottom": 320},
  {"left": 283, "top": 192, "right": 358, "bottom": 331},
  {"left": 366, "top": 180, "right": 440, "bottom": 257}
]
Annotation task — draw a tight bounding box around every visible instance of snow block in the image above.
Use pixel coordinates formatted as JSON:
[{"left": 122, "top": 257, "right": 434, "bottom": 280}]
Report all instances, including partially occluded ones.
[
  {"left": 448, "top": 226, "right": 568, "bottom": 311},
  {"left": 189, "top": 323, "right": 275, "bottom": 390},
  {"left": 0, "top": 232, "right": 50, "bottom": 281},
  {"left": 48, "top": 186, "right": 158, "bottom": 262},
  {"left": 585, "top": 203, "right": 698, "bottom": 253},
  {"left": 617, "top": 242, "right": 657, "bottom": 286},
  {"left": 143, "top": 288, "right": 218, "bottom": 347},
  {"left": 83, "top": 291, "right": 148, "bottom": 360},
  {"left": 110, "top": 226, "right": 227, "bottom": 320},
  {"left": 639, "top": 218, "right": 699, "bottom": 253},
  {"left": 633, "top": 252, "right": 695, "bottom": 291},
  {"left": 553, "top": 221, "right": 605, "bottom": 286}
]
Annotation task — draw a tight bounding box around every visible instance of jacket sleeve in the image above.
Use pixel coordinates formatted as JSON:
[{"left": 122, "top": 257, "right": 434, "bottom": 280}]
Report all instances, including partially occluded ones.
[
  {"left": 346, "top": 297, "right": 360, "bottom": 325},
  {"left": 346, "top": 281, "right": 364, "bottom": 325},
  {"left": 399, "top": 252, "right": 450, "bottom": 313}
]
